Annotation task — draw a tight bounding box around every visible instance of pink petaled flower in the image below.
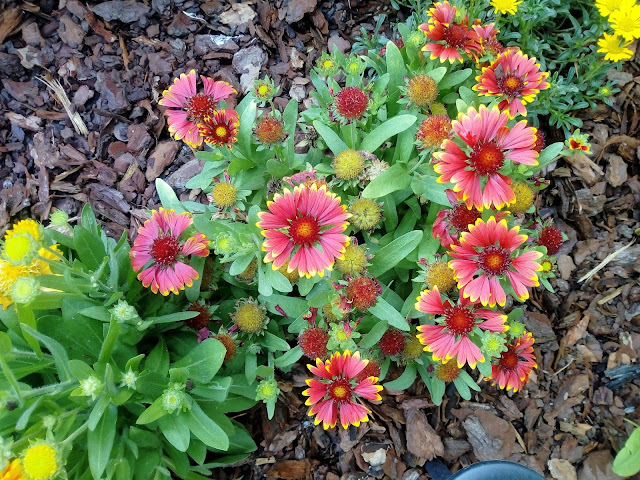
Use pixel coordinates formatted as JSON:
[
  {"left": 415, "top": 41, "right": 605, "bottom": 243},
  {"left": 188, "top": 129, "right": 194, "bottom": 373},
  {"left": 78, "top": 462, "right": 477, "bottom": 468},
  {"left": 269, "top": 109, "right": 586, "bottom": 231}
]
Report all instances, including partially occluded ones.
[
  {"left": 472, "top": 22, "right": 504, "bottom": 59},
  {"left": 130, "top": 208, "right": 209, "bottom": 296},
  {"left": 433, "top": 105, "right": 538, "bottom": 210},
  {"left": 488, "top": 332, "right": 537, "bottom": 392},
  {"left": 449, "top": 217, "right": 543, "bottom": 307},
  {"left": 199, "top": 109, "right": 240, "bottom": 148},
  {"left": 159, "top": 70, "right": 236, "bottom": 148},
  {"left": 302, "top": 350, "right": 383, "bottom": 429},
  {"left": 415, "top": 286, "right": 507, "bottom": 368},
  {"left": 418, "top": 1, "right": 481, "bottom": 63},
  {"left": 433, "top": 189, "right": 482, "bottom": 248},
  {"left": 257, "top": 184, "right": 350, "bottom": 278},
  {"left": 474, "top": 49, "right": 550, "bottom": 118}
]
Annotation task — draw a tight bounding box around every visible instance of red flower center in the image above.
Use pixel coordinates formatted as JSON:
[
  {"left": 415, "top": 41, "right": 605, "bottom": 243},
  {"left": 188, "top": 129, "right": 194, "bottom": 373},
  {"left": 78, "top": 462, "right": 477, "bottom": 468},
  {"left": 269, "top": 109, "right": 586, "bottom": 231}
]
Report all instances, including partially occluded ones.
[
  {"left": 328, "top": 377, "right": 352, "bottom": 403},
  {"left": 498, "top": 75, "right": 524, "bottom": 96},
  {"left": 444, "top": 305, "right": 476, "bottom": 335},
  {"left": 499, "top": 347, "right": 518, "bottom": 370},
  {"left": 186, "top": 93, "right": 216, "bottom": 122},
  {"left": 469, "top": 141, "right": 505, "bottom": 176},
  {"left": 443, "top": 24, "right": 468, "bottom": 48},
  {"left": 449, "top": 204, "right": 481, "bottom": 233},
  {"left": 478, "top": 245, "right": 511, "bottom": 275},
  {"left": 289, "top": 215, "right": 321, "bottom": 246},
  {"left": 335, "top": 87, "right": 368, "bottom": 120},
  {"left": 151, "top": 234, "right": 180, "bottom": 267}
]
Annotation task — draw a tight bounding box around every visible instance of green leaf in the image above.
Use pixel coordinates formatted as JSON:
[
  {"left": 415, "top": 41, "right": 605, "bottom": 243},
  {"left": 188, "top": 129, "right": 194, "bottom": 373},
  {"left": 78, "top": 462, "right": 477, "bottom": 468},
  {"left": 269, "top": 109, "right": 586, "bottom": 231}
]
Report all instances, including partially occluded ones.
[
  {"left": 238, "top": 100, "right": 257, "bottom": 158},
  {"left": 411, "top": 175, "right": 450, "bottom": 205},
  {"left": 20, "top": 325, "right": 72, "bottom": 380},
  {"left": 476, "top": 358, "right": 492, "bottom": 378},
  {"left": 88, "top": 395, "right": 111, "bottom": 431},
  {"left": 429, "top": 377, "right": 445, "bottom": 405},
  {"left": 538, "top": 141, "right": 564, "bottom": 168},
  {"left": 136, "top": 397, "right": 167, "bottom": 425},
  {"left": 158, "top": 413, "right": 191, "bottom": 452},
  {"left": 88, "top": 404, "right": 117, "bottom": 479},
  {"left": 427, "top": 67, "right": 448, "bottom": 84},
  {"left": 229, "top": 254, "right": 255, "bottom": 276},
  {"left": 81, "top": 203, "right": 99, "bottom": 234},
  {"left": 74, "top": 227, "right": 106, "bottom": 271},
  {"left": 186, "top": 402, "right": 230, "bottom": 451},
  {"left": 385, "top": 40, "right": 406, "bottom": 115},
  {"left": 438, "top": 68, "right": 472, "bottom": 89},
  {"left": 186, "top": 255, "right": 206, "bottom": 302},
  {"left": 384, "top": 364, "right": 416, "bottom": 390},
  {"left": 359, "top": 320, "right": 389, "bottom": 349},
  {"left": 172, "top": 338, "right": 226, "bottom": 383},
  {"left": 362, "top": 164, "right": 411, "bottom": 199},
  {"left": 15, "top": 397, "right": 43, "bottom": 431},
  {"left": 262, "top": 332, "right": 291, "bottom": 351},
  {"left": 613, "top": 426, "right": 640, "bottom": 476},
  {"left": 156, "top": 179, "right": 185, "bottom": 212},
  {"left": 273, "top": 346, "right": 303, "bottom": 368},
  {"left": 312, "top": 121, "right": 348, "bottom": 155},
  {"left": 359, "top": 115, "right": 416, "bottom": 153},
  {"left": 369, "top": 230, "right": 423, "bottom": 277},
  {"left": 369, "top": 298, "right": 409, "bottom": 331}
]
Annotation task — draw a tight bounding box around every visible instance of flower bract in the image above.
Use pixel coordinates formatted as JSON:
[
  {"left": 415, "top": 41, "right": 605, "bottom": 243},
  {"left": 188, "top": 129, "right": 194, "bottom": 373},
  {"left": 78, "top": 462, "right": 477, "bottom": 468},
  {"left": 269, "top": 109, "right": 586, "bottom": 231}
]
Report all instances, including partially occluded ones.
[
  {"left": 129, "top": 208, "right": 209, "bottom": 296},
  {"left": 302, "top": 350, "right": 382, "bottom": 429}
]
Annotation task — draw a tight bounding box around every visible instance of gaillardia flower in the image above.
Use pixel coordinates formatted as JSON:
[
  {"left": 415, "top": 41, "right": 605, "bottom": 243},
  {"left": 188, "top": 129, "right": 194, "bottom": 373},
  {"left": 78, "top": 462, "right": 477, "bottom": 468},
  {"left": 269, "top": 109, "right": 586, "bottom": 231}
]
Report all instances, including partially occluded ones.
[
  {"left": 199, "top": 109, "right": 240, "bottom": 148},
  {"left": 474, "top": 49, "right": 550, "bottom": 118},
  {"left": 419, "top": 1, "right": 481, "bottom": 63},
  {"left": 130, "top": 208, "right": 209, "bottom": 296},
  {"left": 416, "top": 286, "right": 507, "bottom": 368},
  {"left": 432, "top": 189, "right": 482, "bottom": 248},
  {"left": 449, "top": 217, "right": 543, "bottom": 307},
  {"left": 303, "top": 350, "right": 383, "bottom": 429},
  {"left": 609, "top": 1, "right": 640, "bottom": 42},
  {"left": 257, "top": 184, "right": 350, "bottom": 278},
  {"left": 433, "top": 105, "right": 538, "bottom": 210},
  {"left": 333, "top": 87, "right": 369, "bottom": 122},
  {"left": 1, "top": 459, "right": 24, "bottom": 480},
  {"left": 21, "top": 442, "right": 61, "bottom": 480},
  {"left": 159, "top": 70, "right": 236, "bottom": 148},
  {"left": 416, "top": 115, "right": 452, "bottom": 149},
  {"left": 488, "top": 332, "right": 536, "bottom": 392}
]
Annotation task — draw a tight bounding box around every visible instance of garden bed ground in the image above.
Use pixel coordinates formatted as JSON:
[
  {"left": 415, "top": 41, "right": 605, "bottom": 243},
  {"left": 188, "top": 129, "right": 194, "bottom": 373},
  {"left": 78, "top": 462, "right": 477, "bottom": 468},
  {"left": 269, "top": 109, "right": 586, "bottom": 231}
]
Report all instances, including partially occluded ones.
[{"left": 1, "top": 1, "right": 640, "bottom": 479}]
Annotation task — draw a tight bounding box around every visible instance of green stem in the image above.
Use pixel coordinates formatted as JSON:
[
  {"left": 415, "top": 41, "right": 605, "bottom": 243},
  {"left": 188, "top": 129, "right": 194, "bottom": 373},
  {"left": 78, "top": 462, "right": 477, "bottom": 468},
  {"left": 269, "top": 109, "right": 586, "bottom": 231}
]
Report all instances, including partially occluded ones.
[
  {"left": 62, "top": 420, "right": 89, "bottom": 448},
  {"left": 23, "top": 379, "right": 76, "bottom": 399}
]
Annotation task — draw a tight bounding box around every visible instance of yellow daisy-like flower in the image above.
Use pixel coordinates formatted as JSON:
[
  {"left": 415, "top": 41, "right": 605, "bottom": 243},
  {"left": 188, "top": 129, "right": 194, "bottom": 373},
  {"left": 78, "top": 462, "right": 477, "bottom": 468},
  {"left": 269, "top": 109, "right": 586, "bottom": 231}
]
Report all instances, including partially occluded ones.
[
  {"left": 21, "top": 443, "right": 60, "bottom": 480},
  {"left": 596, "top": 0, "right": 621, "bottom": 16},
  {"left": 4, "top": 219, "right": 42, "bottom": 242},
  {"left": 597, "top": 33, "right": 634, "bottom": 61},
  {"left": 3, "top": 235, "right": 37, "bottom": 265},
  {"left": 1, "top": 459, "right": 25, "bottom": 480},
  {"left": 490, "top": 0, "right": 522, "bottom": 15},
  {"left": 609, "top": 2, "right": 640, "bottom": 42}
]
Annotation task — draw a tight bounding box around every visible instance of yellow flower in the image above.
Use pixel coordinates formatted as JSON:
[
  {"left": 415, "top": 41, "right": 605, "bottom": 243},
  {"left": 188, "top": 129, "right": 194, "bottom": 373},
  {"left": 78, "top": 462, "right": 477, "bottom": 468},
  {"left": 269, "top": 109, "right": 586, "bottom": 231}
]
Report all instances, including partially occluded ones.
[
  {"left": 21, "top": 443, "right": 60, "bottom": 480},
  {"left": 490, "top": 0, "right": 522, "bottom": 15},
  {"left": 596, "top": 0, "right": 622, "bottom": 16},
  {"left": 1, "top": 459, "right": 25, "bottom": 480},
  {"left": 0, "top": 260, "right": 31, "bottom": 297},
  {"left": 610, "top": 2, "right": 640, "bottom": 42},
  {"left": 3, "top": 235, "right": 36, "bottom": 265},
  {"left": 597, "top": 33, "right": 634, "bottom": 62},
  {"left": 4, "top": 220, "right": 41, "bottom": 243}
]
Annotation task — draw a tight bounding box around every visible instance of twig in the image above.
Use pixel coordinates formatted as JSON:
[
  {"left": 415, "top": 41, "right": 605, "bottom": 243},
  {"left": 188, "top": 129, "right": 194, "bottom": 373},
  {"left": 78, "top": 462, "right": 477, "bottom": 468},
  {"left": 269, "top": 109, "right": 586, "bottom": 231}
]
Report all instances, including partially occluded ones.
[
  {"left": 578, "top": 240, "right": 635, "bottom": 283},
  {"left": 36, "top": 76, "right": 89, "bottom": 136}
]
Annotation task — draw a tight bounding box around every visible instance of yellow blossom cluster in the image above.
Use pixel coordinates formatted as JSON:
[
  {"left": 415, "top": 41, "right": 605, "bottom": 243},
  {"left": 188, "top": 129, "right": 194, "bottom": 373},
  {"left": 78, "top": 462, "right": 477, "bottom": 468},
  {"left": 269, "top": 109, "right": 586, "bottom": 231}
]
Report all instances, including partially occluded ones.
[
  {"left": 596, "top": 0, "right": 640, "bottom": 61},
  {"left": 0, "top": 219, "right": 61, "bottom": 310}
]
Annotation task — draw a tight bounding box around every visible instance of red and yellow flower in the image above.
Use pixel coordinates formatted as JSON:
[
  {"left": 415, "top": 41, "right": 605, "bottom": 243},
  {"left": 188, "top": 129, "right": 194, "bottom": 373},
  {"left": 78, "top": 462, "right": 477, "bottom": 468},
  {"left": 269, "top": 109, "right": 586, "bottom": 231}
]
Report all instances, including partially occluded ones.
[
  {"left": 302, "top": 350, "right": 383, "bottom": 429},
  {"left": 487, "top": 332, "right": 536, "bottom": 392},
  {"left": 257, "top": 184, "right": 350, "bottom": 278},
  {"left": 199, "top": 109, "right": 240, "bottom": 148},
  {"left": 416, "top": 286, "right": 507, "bottom": 368},
  {"left": 433, "top": 105, "right": 538, "bottom": 210},
  {"left": 130, "top": 208, "right": 209, "bottom": 296},
  {"left": 159, "top": 70, "right": 236, "bottom": 148},
  {"left": 419, "top": 2, "right": 481, "bottom": 63},
  {"left": 449, "top": 217, "right": 543, "bottom": 307},
  {"left": 474, "top": 49, "right": 549, "bottom": 118}
]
